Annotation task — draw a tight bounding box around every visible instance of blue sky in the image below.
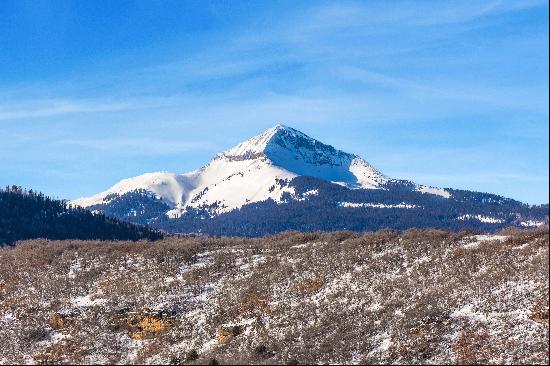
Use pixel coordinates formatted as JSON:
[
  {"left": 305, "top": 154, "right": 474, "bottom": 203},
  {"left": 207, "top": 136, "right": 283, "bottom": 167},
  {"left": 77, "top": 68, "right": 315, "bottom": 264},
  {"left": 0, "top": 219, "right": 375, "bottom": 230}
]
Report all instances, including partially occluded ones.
[{"left": 0, "top": 0, "right": 548, "bottom": 204}]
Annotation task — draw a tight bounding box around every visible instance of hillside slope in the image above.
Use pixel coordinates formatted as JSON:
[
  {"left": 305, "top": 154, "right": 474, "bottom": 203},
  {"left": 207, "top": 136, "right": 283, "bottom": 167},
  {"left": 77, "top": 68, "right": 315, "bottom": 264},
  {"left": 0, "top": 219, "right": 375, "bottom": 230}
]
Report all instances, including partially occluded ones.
[
  {"left": 0, "top": 186, "right": 162, "bottom": 245},
  {"left": 0, "top": 229, "right": 547, "bottom": 364}
]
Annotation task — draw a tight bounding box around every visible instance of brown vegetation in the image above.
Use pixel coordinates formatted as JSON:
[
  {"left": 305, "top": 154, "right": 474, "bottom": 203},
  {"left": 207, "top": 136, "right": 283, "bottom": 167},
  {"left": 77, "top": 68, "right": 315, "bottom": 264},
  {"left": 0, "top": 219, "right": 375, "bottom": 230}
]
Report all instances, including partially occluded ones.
[{"left": 0, "top": 227, "right": 547, "bottom": 364}]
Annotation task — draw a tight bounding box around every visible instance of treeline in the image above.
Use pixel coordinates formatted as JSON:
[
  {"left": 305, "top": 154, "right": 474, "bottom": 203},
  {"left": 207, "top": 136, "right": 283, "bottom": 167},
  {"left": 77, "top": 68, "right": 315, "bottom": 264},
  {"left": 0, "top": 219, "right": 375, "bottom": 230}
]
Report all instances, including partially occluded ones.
[
  {"left": 155, "top": 176, "right": 549, "bottom": 236},
  {"left": 82, "top": 176, "right": 549, "bottom": 237},
  {"left": 0, "top": 186, "right": 163, "bottom": 245}
]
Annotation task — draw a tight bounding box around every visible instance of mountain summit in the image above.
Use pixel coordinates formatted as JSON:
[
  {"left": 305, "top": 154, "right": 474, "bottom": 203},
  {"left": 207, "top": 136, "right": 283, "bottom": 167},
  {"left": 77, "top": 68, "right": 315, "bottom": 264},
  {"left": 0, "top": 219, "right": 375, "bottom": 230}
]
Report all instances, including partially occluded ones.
[
  {"left": 71, "top": 124, "right": 547, "bottom": 235},
  {"left": 220, "top": 124, "right": 388, "bottom": 189},
  {"left": 72, "top": 124, "right": 445, "bottom": 215}
]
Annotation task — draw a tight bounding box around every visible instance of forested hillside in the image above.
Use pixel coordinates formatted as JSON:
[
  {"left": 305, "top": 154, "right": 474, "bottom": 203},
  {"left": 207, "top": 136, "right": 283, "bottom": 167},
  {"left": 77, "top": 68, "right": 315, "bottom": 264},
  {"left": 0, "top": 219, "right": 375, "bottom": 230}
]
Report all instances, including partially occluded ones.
[
  {"left": 0, "top": 186, "right": 163, "bottom": 245},
  {"left": 125, "top": 176, "right": 546, "bottom": 236}
]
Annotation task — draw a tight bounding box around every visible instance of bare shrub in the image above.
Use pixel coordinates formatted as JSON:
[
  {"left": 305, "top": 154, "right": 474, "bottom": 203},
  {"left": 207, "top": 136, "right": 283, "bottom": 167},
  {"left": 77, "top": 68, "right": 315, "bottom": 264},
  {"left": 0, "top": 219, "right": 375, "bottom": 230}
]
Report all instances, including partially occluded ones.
[{"left": 0, "top": 228, "right": 547, "bottom": 364}]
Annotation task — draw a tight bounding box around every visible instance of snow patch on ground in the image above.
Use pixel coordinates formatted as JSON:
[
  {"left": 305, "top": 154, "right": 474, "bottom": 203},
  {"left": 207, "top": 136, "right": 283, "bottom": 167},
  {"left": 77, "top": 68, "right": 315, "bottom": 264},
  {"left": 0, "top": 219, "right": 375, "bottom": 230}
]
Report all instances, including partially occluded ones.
[
  {"left": 417, "top": 185, "right": 451, "bottom": 198},
  {"left": 68, "top": 259, "right": 81, "bottom": 279},
  {"left": 458, "top": 214, "right": 505, "bottom": 224},
  {"left": 1, "top": 313, "right": 14, "bottom": 322},
  {"left": 338, "top": 202, "right": 419, "bottom": 209},
  {"left": 520, "top": 220, "right": 545, "bottom": 227},
  {"left": 461, "top": 234, "right": 508, "bottom": 249},
  {"left": 451, "top": 303, "right": 488, "bottom": 323},
  {"left": 71, "top": 294, "right": 106, "bottom": 307}
]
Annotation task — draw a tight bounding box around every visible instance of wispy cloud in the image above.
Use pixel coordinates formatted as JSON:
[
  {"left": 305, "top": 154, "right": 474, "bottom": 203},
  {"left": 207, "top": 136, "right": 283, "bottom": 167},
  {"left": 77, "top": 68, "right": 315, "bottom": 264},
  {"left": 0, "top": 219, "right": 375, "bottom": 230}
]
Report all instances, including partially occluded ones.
[
  {"left": 0, "top": 96, "right": 178, "bottom": 121},
  {"left": 295, "top": 0, "right": 546, "bottom": 30},
  {"left": 56, "top": 137, "right": 216, "bottom": 155},
  {"left": 331, "top": 65, "right": 549, "bottom": 110}
]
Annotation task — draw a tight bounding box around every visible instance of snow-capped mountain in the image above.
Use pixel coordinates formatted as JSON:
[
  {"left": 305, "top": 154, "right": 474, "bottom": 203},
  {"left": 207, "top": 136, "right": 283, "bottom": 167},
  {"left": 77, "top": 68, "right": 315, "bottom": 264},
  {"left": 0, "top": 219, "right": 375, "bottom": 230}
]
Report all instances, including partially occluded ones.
[
  {"left": 71, "top": 124, "right": 547, "bottom": 235},
  {"left": 72, "top": 124, "right": 447, "bottom": 215}
]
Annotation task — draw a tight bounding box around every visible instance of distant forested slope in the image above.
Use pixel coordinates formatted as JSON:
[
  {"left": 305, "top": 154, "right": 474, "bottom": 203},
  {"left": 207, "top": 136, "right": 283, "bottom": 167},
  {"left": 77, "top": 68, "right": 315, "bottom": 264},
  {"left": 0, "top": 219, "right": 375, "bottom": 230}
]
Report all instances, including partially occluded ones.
[
  {"left": 151, "top": 177, "right": 549, "bottom": 236},
  {"left": 0, "top": 186, "right": 163, "bottom": 245}
]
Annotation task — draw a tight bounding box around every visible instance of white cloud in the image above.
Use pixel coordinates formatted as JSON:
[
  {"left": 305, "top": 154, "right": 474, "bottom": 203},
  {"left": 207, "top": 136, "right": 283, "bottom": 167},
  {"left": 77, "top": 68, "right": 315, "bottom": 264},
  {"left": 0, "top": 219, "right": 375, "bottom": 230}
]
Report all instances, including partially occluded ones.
[
  {"left": 56, "top": 137, "right": 216, "bottom": 155},
  {"left": 0, "top": 97, "right": 177, "bottom": 121}
]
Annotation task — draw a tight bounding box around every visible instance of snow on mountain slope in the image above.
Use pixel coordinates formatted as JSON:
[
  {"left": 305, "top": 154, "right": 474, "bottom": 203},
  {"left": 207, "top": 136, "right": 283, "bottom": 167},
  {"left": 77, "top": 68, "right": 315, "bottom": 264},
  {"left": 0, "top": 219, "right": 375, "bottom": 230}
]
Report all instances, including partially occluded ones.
[
  {"left": 167, "top": 156, "right": 297, "bottom": 216},
  {"left": 71, "top": 124, "right": 450, "bottom": 215},
  {"left": 221, "top": 124, "right": 388, "bottom": 189},
  {"left": 418, "top": 185, "right": 451, "bottom": 198},
  {"left": 71, "top": 172, "right": 197, "bottom": 207}
]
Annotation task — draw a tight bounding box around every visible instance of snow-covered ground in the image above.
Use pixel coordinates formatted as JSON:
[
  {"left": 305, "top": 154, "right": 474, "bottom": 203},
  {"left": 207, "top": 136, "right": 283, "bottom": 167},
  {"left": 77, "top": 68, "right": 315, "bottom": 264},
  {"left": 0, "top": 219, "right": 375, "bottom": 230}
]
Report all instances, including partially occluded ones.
[
  {"left": 520, "top": 220, "right": 545, "bottom": 227},
  {"left": 458, "top": 214, "right": 506, "bottom": 224},
  {"left": 460, "top": 234, "right": 508, "bottom": 249},
  {"left": 338, "top": 201, "right": 419, "bottom": 209}
]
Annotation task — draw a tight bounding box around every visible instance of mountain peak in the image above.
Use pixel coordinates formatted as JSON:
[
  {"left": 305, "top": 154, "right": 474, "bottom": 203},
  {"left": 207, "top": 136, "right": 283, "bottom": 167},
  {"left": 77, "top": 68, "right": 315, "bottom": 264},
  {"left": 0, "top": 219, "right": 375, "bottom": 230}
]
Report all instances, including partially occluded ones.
[
  {"left": 272, "top": 123, "right": 288, "bottom": 130},
  {"left": 220, "top": 124, "right": 339, "bottom": 160},
  {"left": 72, "top": 123, "right": 454, "bottom": 219},
  {"left": 214, "top": 124, "right": 388, "bottom": 188},
  {"left": 270, "top": 123, "right": 304, "bottom": 136},
  {"left": 219, "top": 123, "right": 354, "bottom": 166}
]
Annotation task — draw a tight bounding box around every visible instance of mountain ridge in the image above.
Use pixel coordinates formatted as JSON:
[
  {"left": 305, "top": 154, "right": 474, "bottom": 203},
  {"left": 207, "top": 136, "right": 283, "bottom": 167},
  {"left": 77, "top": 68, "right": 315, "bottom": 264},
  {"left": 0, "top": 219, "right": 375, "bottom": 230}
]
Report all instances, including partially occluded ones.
[
  {"left": 72, "top": 124, "right": 448, "bottom": 214},
  {"left": 71, "top": 124, "right": 547, "bottom": 235}
]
